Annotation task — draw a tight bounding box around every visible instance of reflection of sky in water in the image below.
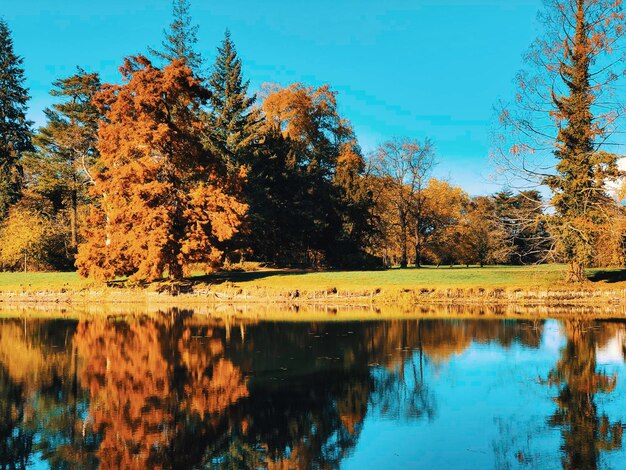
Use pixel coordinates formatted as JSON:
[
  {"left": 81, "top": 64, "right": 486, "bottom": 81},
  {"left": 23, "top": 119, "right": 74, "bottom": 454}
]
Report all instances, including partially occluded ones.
[
  {"left": 7, "top": 318, "right": 626, "bottom": 469},
  {"left": 343, "top": 320, "right": 618, "bottom": 470},
  {"left": 595, "top": 328, "right": 626, "bottom": 470},
  {"left": 597, "top": 330, "right": 626, "bottom": 364}
]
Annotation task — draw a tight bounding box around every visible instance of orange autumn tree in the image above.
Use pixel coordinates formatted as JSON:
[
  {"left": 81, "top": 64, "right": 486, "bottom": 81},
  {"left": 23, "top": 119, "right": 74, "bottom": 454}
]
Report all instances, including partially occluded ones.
[
  {"left": 76, "top": 56, "right": 246, "bottom": 281},
  {"left": 74, "top": 319, "right": 174, "bottom": 470},
  {"left": 74, "top": 318, "right": 248, "bottom": 469},
  {"left": 177, "top": 326, "right": 248, "bottom": 418}
]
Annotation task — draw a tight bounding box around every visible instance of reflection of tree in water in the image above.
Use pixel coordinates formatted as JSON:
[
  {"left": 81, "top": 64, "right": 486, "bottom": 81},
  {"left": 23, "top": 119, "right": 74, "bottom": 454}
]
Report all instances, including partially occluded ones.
[
  {"left": 0, "top": 367, "right": 33, "bottom": 469},
  {"left": 0, "top": 315, "right": 553, "bottom": 469},
  {"left": 493, "top": 320, "right": 625, "bottom": 469},
  {"left": 547, "top": 320, "right": 622, "bottom": 470},
  {"left": 420, "top": 320, "right": 544, "bottom": 363},
  {"left": 0, "top": 319, "right": 97, "bottom": 469},
  {"left": 73, "top": 313, "right": 248, "bottom": 469},
  {"left": 193, "top": 320, "right": 432, "bottom": 468},
  {"left": 204, "top": 319, "right": 542, "bottom": 468},
  {"left": 353, "top": 320, "right": 434, "bottom": 423}
]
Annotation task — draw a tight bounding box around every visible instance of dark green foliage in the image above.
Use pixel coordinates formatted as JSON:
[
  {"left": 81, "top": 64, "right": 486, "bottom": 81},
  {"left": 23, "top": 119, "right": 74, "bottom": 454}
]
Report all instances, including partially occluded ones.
[
  {"left": 248, "top": 83, "right": 375, "bottom": 268},
  {"left": 28, "top": 68, "right": 101, "bottom": 252},
  {"left": 540, "top": 1, "right": 624, "bottom": 281},
  {"left": 244, "top": 130, "right": 376, "bottom": 268},
  {"left": 0, "top": 19, "right": 32, "bottom": 218},
  {"left": 326, "top": 141, "right": 378, "bottom": 268},
  {"left": 205, "top": 31, "right": 264, "bottom": 263},
  {"left": 206, "top": 30, "right": 262, "bottom": 173},
  {"left": 150, "top": 0, "right": 202, "bottom": 74},
  {"left": 244, "top": 129, "right": 305, "bottom": 265}
]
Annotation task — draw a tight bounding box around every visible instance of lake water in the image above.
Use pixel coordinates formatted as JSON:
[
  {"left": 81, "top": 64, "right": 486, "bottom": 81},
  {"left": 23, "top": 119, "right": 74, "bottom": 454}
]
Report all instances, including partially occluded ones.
[{"left": 1, "top": 313, "right": 626, "bottom": 469}]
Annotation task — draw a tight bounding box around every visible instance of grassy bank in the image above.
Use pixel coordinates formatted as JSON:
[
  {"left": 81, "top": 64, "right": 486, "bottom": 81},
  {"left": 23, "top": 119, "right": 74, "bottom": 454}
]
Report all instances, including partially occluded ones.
[
  {"left": 194, "top": 264, "right": 569, "bottom": 291},
  {"left": 0, "top": 272, "right": 92, "bottom": 291},
  {"left": 0, "top": 301, "right": 625, "bottom": 321},
  {"left": 0, "top": 265, "right": 625, "bottom": 308},
  {"left": 0, "top": 265, "right": 561, "bottom": 291}
]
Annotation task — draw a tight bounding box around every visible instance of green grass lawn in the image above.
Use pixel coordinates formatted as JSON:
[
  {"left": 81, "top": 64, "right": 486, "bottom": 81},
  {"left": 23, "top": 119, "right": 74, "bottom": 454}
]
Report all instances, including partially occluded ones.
[
  {"left": 0, "top": 272, "right": 92, "bottom": 292},
  {"left": 190, "top": 264, "right": 579, "bottom": 292},
  {"left": 199, "top": 264, "right": 569, "bottom": 292},
  {"left": 0, "top": 264, "right": 623, "bottom": 293}
]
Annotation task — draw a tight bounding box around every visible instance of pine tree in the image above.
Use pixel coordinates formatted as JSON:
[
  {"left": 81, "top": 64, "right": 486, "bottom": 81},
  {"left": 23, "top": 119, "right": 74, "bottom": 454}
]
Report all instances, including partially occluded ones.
[
  {"left": 0, "top": 19, "right": 32, "bottom": 217},
  {"left": 150, "top": 0, "right": 202, "bottom": 75},
  {"left": 30, "top": 68, "right": 101, "bottom": 249},
  {"left": 497, "top": 0, "right": 626, "bottom": 282},
  {"left": 542, "top": 0, "right": 624, "bottom": 282},
  {"left": 207, "top": 30, "right": 261, "bottom": 172}
]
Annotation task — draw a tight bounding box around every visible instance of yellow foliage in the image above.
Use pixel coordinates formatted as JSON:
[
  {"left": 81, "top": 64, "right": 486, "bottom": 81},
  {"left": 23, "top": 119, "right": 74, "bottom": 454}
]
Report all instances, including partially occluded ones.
[{"left": 0, "top": 205, "right": 58, "bottom": 271}]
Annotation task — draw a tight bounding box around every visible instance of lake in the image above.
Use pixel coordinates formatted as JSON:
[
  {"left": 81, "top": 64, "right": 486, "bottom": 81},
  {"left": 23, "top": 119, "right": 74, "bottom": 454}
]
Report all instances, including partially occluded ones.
[{"left": 1, "top": 312, "right": 625, "bottom": 469}]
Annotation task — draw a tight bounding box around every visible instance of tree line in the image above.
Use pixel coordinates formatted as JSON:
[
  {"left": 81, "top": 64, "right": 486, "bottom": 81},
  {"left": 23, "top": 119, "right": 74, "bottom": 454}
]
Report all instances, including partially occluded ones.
[{"left": 1, "top": 0, "right": 625, "bottom": 281}]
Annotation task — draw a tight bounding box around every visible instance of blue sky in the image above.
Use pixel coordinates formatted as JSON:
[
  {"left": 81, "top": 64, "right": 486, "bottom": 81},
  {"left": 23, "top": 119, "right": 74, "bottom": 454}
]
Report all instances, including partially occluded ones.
[{"left": 4, "top": 0, "right": 544, "bottom": 195}]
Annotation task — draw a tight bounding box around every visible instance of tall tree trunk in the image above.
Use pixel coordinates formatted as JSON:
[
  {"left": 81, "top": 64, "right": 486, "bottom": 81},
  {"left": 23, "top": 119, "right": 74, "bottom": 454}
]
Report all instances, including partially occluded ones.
[
  {"left": 414, "top": 222, "right": 422, "bottom": 268},
  {"left": 169, "top": 261, "right": 183, "bottom": 280},
  {"left": 400, "top": 216, "right": 408, "bottom": 269},
  {"left": 70, "top": 188, "right": 78, "bottom": 249},
  {"left": 567, "top": 261, "right": 586, "bottom": 283}
]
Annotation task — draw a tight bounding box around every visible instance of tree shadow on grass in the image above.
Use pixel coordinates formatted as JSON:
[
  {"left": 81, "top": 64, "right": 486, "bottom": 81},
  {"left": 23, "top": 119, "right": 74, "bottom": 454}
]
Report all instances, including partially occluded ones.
[
  {"left": 189, "top": 269, "right": 311, "bottom": 285},
  {"left": 588, "top": 269, "right": 626, "bottom": 284}
]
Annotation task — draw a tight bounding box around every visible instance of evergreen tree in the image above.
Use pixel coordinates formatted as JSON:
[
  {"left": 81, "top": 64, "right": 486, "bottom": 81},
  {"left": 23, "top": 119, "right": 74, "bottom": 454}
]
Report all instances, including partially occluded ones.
[
  {"left": 0, "top": 19, "right": 32, "bottom": 217},
  {"left": 29, "top": 68, "right": 101, "bottom": 249},
  {"left": 207, "top": 30, "right": 261, "bottom": 173},
  {"left": 245, "top": 128, "right": 303, "bottom": 264},
  {"left": 497, "top": 0, "right": 626, "bottom": 282},
  {"left": 150, "top": 0, "right": 202, "bottom": 74},
  {"left": 543, "top": 0, "right": 624, "bottom": 282}
]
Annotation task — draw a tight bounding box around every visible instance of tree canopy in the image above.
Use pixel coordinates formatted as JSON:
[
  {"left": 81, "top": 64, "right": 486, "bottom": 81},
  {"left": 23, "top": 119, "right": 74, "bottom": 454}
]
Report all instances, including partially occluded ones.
[
  {"left": 76, "top": 56, "right": 246, "bottom": 281},
  {"left": 0, "top": 19, "right": 32, "bottom": 217},
  {"left": 497, "top": 0, "right": 626, "bottom": 281},
  {"left": 149, "top": 0, "right": 202, "bottom": 75}
]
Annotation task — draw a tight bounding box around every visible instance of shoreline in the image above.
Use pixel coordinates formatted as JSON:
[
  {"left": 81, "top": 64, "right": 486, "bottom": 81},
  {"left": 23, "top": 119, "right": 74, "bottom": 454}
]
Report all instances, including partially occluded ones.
[
  {"left": 0, "top": 284, "right": 624, "bottom": 310},
  {"left": 0, "top": 298, "right": 625, "bottom": 321}
]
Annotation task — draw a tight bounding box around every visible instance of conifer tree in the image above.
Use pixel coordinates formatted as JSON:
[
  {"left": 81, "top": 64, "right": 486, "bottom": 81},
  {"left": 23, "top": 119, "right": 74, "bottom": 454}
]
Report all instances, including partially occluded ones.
[
  {"left": 0, "top": 19, "right": 32, "bottom": 217},
  {"left": 207, "top": 30, "right": 261, "bottom": 172},
  {"left": 150, "top": 0, "right": 202, "bottom": 75},
  {"left": 30, "top": 69, "right": 101, "bottom": 249},
  {"left": 543, "top": 0, "right": 624, "bottom": 282},
  {"left": 497, "top": 0, "right": 626, "bottom": 282},
  {"left": 76, "top": 56, "right": 246, "bottom": 281}
]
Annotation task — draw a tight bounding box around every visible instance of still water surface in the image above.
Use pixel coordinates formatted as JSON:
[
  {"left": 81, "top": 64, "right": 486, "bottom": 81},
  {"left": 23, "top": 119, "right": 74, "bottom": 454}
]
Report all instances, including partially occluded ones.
[{"left": 1, "top": 314, "right": 626, "bottom": 469}]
